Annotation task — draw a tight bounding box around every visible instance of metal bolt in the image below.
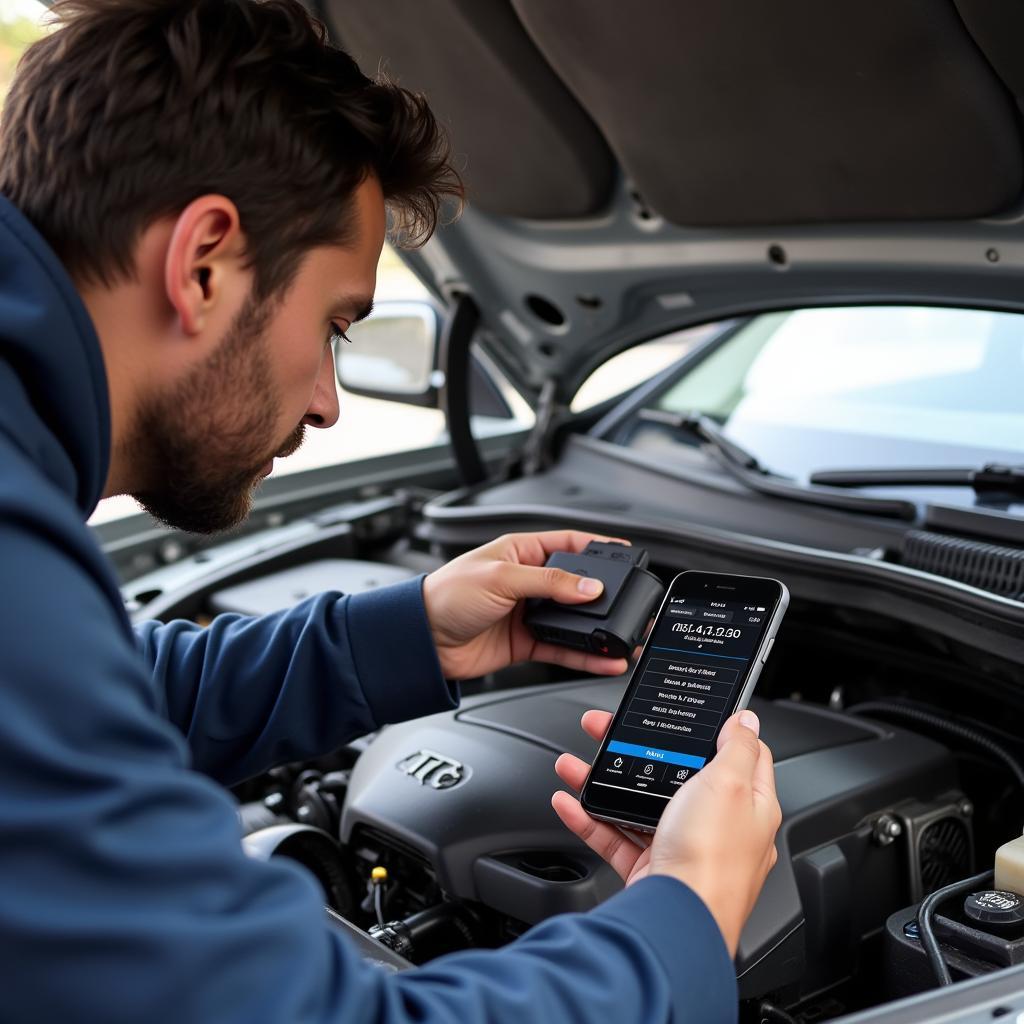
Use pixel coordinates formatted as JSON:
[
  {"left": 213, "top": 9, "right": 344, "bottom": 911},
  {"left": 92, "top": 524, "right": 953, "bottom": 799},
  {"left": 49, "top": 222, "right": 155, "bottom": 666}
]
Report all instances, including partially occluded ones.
[
  {"left": 959, "top": 799, "right": 974, "bottom": 818},
  {"left": 986, "top": 248, "right": 1000, "bottom": 263},
  {"left": 297, "top": 805, "right": 311, "bottom": 820},
  {"left": 873, "top": 813, "right": 903, "bottom": 846},
  {"left": 263, "top": 792, "right": 284, "bottom": 810}
]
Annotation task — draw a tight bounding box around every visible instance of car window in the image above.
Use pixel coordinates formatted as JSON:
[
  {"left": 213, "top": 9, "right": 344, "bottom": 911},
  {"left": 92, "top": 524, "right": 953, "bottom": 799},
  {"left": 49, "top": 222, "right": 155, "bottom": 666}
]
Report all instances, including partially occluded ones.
[
  {"left": 648, "top": 305, "right": 1024, "bottom": 478},
  {"left": 570, "top": 324, "right": 715, "bottom": 412}
]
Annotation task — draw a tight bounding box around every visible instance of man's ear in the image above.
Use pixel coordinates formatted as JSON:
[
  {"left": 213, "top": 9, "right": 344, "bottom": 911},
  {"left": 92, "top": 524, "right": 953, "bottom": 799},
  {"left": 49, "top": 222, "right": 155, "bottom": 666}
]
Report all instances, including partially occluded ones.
[{"left": 164, "top": 195, "right": 245, "bottom": 336}]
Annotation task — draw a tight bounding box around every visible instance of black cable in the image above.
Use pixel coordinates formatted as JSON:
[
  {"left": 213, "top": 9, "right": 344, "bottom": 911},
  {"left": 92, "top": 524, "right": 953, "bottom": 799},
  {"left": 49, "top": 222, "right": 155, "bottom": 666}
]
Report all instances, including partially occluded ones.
[
  {"left": 917, "top": 869, "right": 993, "bottom": 986},
  {"left": 845, "top": 701, "right": 1024, "bottom": 794},
  {"left": 373, "top": 883, "right": 386, "bottom": 932}
]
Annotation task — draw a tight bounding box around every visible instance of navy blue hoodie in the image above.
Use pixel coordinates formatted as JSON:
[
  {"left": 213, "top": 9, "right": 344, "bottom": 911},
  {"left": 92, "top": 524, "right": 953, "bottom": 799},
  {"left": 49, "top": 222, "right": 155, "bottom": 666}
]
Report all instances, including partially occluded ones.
[{"left": 0, "top": 194, "right": 737, "bottom": 1023}]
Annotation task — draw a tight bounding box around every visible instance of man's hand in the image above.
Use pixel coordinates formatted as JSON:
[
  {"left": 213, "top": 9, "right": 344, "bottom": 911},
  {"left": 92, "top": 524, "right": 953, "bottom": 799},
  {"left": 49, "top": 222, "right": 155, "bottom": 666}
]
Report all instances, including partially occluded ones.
[
  {"left": 422, "top": 531, "right": 631, "bottom": 680},
  {"left": 552, "top": 709, "right": 781, "bottom": 957}
]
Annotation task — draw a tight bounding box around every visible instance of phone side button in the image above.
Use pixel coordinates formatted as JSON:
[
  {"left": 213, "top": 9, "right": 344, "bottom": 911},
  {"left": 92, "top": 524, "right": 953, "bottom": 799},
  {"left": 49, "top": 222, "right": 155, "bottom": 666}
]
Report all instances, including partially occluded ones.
[{"left": 760, "top": 637, "right": 775, "bottom": 664}]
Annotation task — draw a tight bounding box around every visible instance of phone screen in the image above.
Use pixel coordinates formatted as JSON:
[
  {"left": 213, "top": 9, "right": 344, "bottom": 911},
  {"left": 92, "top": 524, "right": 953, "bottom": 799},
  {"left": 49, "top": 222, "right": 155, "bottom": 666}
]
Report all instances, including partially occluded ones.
[{"left": 581, "top": 571, "right": 787, "bottom": 828}]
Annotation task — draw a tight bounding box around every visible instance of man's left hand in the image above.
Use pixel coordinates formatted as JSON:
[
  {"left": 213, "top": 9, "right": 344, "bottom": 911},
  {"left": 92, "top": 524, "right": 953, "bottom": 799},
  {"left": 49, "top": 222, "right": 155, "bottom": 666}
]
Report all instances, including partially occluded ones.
[{"left": 422, "top": 531, "right": 631, "bottom": 679}]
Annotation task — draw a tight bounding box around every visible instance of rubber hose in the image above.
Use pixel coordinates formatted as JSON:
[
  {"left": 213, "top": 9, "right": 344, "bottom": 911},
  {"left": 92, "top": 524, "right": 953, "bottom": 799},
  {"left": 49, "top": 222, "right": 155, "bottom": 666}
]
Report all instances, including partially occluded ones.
[
  {"left": 917, "top": 869, "right": 993, "bottom": 986},
  {"left": 846, "top": 701, "right": 1024, "bottom": 794}
]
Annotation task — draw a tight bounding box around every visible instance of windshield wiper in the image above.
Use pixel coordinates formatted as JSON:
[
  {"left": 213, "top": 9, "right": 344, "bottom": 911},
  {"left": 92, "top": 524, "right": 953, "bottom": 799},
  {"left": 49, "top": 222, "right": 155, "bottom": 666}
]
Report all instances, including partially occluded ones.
[
  {"left": 810, "top": 464, "right": 1024, "bottom": 499},
  {"left": 637, "top": 409, "right": 775, "bottom": 475},
  {"left": 637, "top": 409, "right": 916, "bottom": 519}
]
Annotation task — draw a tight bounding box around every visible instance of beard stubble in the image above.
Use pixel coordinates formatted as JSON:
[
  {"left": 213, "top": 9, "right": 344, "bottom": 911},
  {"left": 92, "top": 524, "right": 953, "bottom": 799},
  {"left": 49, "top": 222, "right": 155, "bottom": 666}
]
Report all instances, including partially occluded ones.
[{"left": 126, "top": 295, "right": 306, "bottom": 534}]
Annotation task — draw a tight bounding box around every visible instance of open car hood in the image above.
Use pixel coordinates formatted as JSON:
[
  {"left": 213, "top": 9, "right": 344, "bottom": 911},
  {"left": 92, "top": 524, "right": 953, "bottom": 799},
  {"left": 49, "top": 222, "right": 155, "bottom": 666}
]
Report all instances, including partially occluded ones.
[{"left": 322, "top": 0, "right": 1024, "bottom": 402}]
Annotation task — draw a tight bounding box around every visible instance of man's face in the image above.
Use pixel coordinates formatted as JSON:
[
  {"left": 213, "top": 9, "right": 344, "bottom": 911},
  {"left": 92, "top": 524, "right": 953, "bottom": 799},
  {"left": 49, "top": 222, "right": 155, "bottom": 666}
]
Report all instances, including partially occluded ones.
[{"left": 131, "top": 177, "right": 385, "bottom": 534}]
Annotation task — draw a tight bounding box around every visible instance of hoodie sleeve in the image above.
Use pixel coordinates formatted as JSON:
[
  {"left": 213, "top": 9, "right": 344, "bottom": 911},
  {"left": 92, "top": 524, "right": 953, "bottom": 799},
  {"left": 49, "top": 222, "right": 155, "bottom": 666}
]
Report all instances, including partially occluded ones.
[
  {"left": 134, "top": 576, "right": 458, "bottom": 785},
  {"left": 2, "top": 514, "right": 738, "bottom": 1024}
]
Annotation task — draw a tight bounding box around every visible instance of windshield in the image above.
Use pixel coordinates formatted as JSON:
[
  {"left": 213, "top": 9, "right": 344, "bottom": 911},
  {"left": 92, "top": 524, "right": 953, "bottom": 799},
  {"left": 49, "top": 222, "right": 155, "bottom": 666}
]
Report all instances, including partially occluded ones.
[{"left": 651, "top": 306, "right": 1024, "bottom": 481}]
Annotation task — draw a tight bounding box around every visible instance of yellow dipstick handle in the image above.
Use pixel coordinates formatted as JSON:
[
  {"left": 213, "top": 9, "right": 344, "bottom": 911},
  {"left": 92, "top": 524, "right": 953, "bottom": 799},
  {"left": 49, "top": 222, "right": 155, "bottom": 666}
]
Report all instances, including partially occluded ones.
[{"left": 371, "top": 866, "right": 388, "bottom": 885}]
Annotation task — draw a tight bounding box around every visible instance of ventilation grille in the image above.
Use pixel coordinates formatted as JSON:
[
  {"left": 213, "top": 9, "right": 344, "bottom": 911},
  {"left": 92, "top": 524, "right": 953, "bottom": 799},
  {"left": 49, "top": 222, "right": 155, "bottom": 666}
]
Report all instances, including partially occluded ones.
[
  {"left": 903, "top": 531, "right": 1024, "bottom": 599},
  {"left": 918, "top": 816, "right": 972, "bottom": 894}
]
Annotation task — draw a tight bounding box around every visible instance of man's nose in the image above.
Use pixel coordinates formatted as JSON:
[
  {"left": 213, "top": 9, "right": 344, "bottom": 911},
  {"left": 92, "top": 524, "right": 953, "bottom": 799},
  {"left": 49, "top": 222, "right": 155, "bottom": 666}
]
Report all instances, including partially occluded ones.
[{"left": 302, "top": 346, "right": 341, "bottom": 429}]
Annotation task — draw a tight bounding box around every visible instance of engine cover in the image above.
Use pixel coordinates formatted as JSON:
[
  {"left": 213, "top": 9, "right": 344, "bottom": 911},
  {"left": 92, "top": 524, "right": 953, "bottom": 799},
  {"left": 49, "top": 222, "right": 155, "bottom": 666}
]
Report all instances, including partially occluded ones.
[{"left": 341, "top": 680, "right": 957, "bottom": 997}]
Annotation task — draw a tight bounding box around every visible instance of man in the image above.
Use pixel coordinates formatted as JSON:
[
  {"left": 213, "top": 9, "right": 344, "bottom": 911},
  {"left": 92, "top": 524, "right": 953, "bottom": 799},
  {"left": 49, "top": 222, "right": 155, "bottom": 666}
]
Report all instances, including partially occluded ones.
[{"left": 0, "top": 1, "right": 781, "bottom": 1021}]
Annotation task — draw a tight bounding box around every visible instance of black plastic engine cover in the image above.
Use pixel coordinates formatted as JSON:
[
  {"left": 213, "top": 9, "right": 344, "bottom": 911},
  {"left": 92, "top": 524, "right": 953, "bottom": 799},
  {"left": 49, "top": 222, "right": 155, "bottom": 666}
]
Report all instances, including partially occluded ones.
[{"left": 340, "top": 680, "right": 955, "bottom": 995}]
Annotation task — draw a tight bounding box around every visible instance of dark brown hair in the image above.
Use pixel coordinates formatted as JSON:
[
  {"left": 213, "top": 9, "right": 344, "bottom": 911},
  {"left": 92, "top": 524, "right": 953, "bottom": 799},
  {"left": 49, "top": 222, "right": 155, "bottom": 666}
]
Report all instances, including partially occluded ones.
[{"left": 0, "top": 0, "right": 463, "bottom": 298}]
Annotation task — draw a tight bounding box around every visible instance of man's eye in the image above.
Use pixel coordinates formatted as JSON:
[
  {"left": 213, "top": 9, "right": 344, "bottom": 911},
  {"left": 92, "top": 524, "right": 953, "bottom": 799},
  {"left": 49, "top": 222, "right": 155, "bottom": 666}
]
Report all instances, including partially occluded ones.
[{"left": 328, "top": 322, "right": 351, "bottom": 346}]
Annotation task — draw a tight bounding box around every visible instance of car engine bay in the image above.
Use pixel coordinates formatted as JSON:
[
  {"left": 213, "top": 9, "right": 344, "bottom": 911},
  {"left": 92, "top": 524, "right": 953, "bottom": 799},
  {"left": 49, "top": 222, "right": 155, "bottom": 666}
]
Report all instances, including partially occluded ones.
[{"left": 159, "top": 511, "right": 1024, "bottom": 1024}]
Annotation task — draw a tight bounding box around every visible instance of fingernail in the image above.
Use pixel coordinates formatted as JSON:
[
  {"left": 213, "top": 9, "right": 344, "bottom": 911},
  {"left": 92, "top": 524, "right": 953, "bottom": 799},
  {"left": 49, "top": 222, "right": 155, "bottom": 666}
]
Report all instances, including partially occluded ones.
[
  {"left": 577, "top": 576, "right": 603, "bottom": 596},
  {"left": 738, "top": 709, "right": 760, "bottom": 735}
]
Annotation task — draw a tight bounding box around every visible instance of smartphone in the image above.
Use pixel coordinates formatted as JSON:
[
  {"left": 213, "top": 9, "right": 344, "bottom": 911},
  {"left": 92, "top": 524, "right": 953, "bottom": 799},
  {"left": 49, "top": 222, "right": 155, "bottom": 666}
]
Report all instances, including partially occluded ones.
[{"left": 580, "top": 570, "right": 789, "bottom": 832}]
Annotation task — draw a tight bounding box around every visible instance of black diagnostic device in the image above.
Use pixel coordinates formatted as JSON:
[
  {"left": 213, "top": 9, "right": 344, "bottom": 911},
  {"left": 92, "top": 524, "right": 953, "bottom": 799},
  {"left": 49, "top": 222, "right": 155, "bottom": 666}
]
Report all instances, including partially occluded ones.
[
  {"left": 523, "top": 541, "right": 664, "bottom": 660},
  {"left": 581, "top": 569, "right": 788, "bottom": 832}
]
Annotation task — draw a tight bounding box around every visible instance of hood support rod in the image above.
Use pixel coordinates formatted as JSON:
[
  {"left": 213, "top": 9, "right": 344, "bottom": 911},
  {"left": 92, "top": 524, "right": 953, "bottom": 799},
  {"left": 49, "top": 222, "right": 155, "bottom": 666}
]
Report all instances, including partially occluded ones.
[{"left": 439, "top": 293, "right": 486, "bottom": 486}]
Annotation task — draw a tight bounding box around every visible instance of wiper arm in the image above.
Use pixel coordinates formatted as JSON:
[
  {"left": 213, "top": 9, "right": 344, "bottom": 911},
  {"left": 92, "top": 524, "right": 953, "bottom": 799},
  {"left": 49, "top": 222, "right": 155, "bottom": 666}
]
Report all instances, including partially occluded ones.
[
  {"left": 637, "top": 409, "right": 916, "bottom": 520},
  {"left": 810, "top": 464, "right": 1024, "bottom": 498},
  {"left": 637, "top": 409, "right": 777, "bottom": 476}
]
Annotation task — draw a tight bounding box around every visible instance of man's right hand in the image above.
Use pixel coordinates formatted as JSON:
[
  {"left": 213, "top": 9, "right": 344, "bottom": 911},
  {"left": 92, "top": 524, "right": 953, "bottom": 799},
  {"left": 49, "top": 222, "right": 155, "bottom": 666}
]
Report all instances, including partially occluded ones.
[{"left": 552, "top": 709, "right": 782, "bottom": 957}]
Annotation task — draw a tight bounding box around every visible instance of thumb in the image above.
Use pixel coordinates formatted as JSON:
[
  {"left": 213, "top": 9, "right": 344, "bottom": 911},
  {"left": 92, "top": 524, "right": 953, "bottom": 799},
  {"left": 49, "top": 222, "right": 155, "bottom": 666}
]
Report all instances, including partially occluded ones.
[
  {"left": 717, "top": 708, "right": 760, "bottom": 750},
  {"left": 494, "top": 562, "right": 605, "bottom": 603},
  {"left": 707, "top": 710, "right": 762, "bottom": 779}
]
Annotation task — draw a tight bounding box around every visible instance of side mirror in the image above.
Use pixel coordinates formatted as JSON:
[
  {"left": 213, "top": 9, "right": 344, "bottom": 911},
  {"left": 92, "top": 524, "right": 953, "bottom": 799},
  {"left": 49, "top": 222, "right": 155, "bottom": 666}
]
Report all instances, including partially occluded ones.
[{"left": 335, "top": 299, "right": 441, "bottom": 408}]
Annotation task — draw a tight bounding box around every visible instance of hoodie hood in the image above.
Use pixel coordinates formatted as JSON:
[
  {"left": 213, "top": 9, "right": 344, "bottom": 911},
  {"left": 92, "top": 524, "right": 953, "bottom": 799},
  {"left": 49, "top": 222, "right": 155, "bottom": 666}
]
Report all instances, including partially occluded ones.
[{"left": 0, "top": 195, "right": 110, "bottom": 516}]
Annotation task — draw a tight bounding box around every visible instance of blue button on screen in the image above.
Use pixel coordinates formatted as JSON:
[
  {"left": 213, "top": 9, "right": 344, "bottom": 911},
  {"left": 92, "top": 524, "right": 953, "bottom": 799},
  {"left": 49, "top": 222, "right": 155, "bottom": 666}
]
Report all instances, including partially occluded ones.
[{"left": 607, "top": 741, "right": 706, "bottom": 770}]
